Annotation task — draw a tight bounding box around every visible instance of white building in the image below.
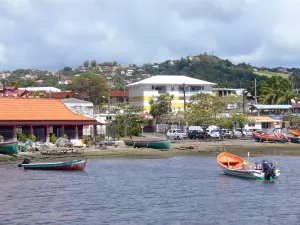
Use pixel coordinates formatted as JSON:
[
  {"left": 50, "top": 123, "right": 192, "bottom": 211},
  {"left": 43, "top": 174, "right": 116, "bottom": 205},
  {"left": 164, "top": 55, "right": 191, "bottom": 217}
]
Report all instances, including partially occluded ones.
[
  {"left": 61, "top": 98, "right": 94, "bottom": 135},
  {"left": 127, "top": 75, "right": 216, "bottom": 112},
  {"left": 18, "top": 87, "right": 62, "bottom": 92}
]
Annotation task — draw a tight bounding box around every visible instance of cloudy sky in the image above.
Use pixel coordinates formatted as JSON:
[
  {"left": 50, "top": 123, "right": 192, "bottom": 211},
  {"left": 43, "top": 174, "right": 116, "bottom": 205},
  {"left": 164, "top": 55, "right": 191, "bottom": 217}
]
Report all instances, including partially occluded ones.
[{"left": 0, "top": 0, "right": 299, "bottom": 70}]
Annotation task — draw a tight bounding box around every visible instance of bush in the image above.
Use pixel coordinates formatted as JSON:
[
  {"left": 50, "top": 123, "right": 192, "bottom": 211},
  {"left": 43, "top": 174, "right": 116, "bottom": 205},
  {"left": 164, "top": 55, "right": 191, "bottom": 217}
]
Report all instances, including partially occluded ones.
[
  {"left": 0, "top": 135, "right": 3, "bottom": 142},
  {"left": 18, "top": 133, "right": 27, "bottom": 142},
  {"left": 83, "top": 135, "right": 92, "bottom": 142},
  {"left": 63, "top": 133, "right": 68, "bottom": 139},
  {"left": 50, "top": 133, "right": 57, "bottom": 144},
  {"left": 29, "top": 134, "right": 36, "bottom": 142}
]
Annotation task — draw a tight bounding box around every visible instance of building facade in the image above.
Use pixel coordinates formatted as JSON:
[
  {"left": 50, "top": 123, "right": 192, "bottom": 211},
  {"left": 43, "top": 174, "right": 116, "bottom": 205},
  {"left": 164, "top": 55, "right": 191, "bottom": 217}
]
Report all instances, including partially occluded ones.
[
  {"left": 0, "top": 98, "right": 102, "bottom": 142},
  {"left": 109, "top": 91, "right": 129, "bottom": 104},
  {"left": 127, "top": 75, "right": 216, "bottom": 112}
]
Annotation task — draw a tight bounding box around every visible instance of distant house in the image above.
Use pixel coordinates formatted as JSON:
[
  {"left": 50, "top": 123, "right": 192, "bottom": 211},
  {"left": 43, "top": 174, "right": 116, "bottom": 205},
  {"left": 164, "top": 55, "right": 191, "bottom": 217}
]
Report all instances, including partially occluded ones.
[
  {"left": 244, "top": 116, "right": 287, "bottom": 130},
  {"left": 18, "top": 87, "right": 62, "bottom": 92},
  {"left": 26, "top": 91, "right": 76, "bottom": 99},
  {"left": 0, "top": 86, "right": 27, "bottom": 97},
  {"left": 248, "top": 104, "right": 292, "bottom": 116},
  {"left": 278, "top": 68, "right": 288, "bottom": 74},
  {"left": 110, "top": 91, "right": 129, "bottom": 104}
]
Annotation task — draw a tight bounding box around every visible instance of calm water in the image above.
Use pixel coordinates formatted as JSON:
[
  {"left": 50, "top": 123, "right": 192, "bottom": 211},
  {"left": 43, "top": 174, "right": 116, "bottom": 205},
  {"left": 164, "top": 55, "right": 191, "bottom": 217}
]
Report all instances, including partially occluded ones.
[{"left": 0, "top": 156, "right": 300, "bottom": 225}]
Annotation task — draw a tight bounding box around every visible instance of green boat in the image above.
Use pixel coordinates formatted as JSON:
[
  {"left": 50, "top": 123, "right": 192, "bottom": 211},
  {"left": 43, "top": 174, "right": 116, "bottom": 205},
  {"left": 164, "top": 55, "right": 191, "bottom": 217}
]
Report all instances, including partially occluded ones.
[
  {"left": 123, "top": 138, "right": 171, "bottom": 150},
  {"left": 0, "top": 141, "right": 18, "bottom": 155}
]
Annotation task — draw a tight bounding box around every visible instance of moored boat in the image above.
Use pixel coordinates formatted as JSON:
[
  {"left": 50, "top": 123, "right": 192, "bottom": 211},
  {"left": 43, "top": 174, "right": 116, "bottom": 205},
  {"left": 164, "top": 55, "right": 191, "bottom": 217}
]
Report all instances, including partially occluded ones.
[
  {"left": 217, "top": 152, "right": 280, "bottom": 180},
  {"left": 18, "top": 158, "right": 87, "bottom": 171},
  {"left": 252, "top": 131, "right": 288, "bottom": 143},
  {"left": 290, "top": 129, "right": 300, "bottom": 137},
  {"left": 123, "top": 138, "right": 171, "bottom": 150},
  {"left": 289, "top": 136, "right": 300, "bottom": 143},
  {"left": 0, "top": 141, "right": 18, "bottom": 155}
]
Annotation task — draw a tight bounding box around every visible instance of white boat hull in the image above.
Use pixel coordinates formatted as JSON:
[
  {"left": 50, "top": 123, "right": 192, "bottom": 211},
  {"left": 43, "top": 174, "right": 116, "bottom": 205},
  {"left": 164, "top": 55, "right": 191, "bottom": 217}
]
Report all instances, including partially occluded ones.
[{"left": 221, "top": 166, "right": 280, "bottom": 180}]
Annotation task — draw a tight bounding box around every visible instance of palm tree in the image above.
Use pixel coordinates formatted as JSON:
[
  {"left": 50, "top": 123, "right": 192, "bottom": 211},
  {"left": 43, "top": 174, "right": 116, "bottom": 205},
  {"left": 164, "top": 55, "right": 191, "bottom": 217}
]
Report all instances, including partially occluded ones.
[
  {"left": 278, "top": 77, "right": 296, "bottom": 104},
  {"left": 259, "top": 76, "right": 296, "bottom": 104}
]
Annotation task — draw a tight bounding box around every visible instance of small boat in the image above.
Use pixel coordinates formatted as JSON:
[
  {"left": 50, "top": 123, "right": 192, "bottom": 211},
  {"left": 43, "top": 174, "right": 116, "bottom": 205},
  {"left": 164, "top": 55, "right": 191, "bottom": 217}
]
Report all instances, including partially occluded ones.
[
  {"left": 0, "top": 141, "right": 18, "bottom": 155},
  {"left": 289, "top": 129, "right": 300, "bottom": 137},
  {"left": 252, "top": 131, "right": 288, "bottom": 143},
  {"left": 288, "top": 136, "right": 300, "bottom": 143},
  {"left": 123, "top": 138, "right": 171, "bottom": 150},
  {"left": 217, "top": 152, "right": 280, "bottom": 180},
  {"left": 18, "top": 158, "right": 87, "bottom": 171}
]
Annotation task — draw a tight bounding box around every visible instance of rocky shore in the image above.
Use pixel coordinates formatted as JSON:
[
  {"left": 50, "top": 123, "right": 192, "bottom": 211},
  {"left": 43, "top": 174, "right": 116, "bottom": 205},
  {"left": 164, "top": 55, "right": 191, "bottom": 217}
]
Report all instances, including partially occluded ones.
[{"left": 1, "top": 139, "right": 300, "bottom": 163}]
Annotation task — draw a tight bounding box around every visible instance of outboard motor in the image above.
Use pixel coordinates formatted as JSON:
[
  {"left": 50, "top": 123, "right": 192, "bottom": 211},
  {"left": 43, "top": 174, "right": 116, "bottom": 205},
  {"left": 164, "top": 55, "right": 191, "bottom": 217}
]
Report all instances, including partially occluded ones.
[
  {"left": 261, "top": 160, "right": 276, "bottom": 180},
  {"left": 18, "top": 158, "right": 31, "bottom": 167}
]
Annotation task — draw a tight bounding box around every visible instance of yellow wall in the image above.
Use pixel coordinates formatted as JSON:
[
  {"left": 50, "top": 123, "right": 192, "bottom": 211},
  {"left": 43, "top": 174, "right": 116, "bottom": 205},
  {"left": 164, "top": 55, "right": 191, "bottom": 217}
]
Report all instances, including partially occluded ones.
[{"left": 130, "top": 95, "right": 180, "bottom": 102}]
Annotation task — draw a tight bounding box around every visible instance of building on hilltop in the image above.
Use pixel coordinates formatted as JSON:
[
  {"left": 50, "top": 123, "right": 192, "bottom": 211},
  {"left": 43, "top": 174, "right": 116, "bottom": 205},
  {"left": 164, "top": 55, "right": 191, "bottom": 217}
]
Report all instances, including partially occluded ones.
[
  {"left": 127, "top": 75, "right": 216, "bottom": 112},
  {"left": 0, "top": 98, "right": 103, "bottom": 142}
]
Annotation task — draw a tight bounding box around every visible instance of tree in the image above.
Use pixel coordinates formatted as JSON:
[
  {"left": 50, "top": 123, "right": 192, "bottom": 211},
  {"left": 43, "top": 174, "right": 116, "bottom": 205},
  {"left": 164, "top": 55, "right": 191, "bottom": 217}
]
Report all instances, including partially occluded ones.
[
  {"left": 114, "top": 103, "right": 143, "bottom": 137},
  {"left": 83, "top": 60, "right": 89, "bottom": 68},
  {"left": 231, "top": 113, "right": 252, "bottom": 135},
  {"left": 149, "top": 93, "right": 173, "bottom": 120},
  {"left": 69, "top": 72, "right": 107, "bottom": 105},
  {"left": 90, "top": 60, "right": 97, "bottom": 67},
  {"left": 63, "top": 66, "right": 72, "bottom": 72},
  {"left": 259, "top": 76, "right": 297, "bottom": 104},
  {"left": 26, "top": 79, "right": 37, "bottom": 87},
  {"left": 185, "top": 93, "right": 226, "bottom": 126},
  {"left": 215, "top": 117, "right": 234, "bottom": 129},
  {"left": 285, "top": 114, "right": 300, "bottom": 128},
  {"left": 11, "top": 80, "right": 21, "bottom": 88}
]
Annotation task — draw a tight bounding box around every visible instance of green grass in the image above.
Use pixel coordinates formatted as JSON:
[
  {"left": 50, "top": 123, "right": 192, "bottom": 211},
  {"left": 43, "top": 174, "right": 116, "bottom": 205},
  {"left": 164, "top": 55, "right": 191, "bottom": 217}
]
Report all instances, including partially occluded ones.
[{"left": 254, "top": 71, "right": 289, "bottom": 78}]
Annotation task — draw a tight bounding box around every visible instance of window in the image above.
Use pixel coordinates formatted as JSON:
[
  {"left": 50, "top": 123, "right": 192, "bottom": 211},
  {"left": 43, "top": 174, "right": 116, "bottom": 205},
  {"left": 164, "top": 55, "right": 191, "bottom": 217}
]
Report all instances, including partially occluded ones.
[
  {"left": 171, "top": 85, "right": 175, "bottom": 91},
  {"left": 152, "top": 86, "right": 154, "bottom": 90},
  {"left": 262, "top": 122, "right": 270, "bottom": 129},
  {"left": 248, "top": 123, "right": 255, "bottom": 127}
]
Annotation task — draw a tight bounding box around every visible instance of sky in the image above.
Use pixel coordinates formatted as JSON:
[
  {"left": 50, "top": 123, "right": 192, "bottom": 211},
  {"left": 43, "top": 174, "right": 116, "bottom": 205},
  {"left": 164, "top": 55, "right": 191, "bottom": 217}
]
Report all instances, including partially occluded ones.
[{"left": 1, "top": 0, "right": 300, "bottom": 70}]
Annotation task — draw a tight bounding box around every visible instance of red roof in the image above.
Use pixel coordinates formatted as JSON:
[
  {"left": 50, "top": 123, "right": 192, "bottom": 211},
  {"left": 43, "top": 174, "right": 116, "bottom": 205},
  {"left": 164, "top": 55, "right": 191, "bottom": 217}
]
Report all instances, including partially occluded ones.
[
  {"left": 0, "top": 86, "right": 17, "bottom": 91},
  {"left": 0, "top": 98, "right": 98, "bottom": 122},
  {"left": 110, "top": 91, "right": 128, "bottom": 97}
]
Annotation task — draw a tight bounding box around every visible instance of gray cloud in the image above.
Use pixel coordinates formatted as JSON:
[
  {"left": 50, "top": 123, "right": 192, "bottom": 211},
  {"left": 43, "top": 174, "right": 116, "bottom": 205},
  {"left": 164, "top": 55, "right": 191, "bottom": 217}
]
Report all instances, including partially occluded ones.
[{"left": 0, "top": 0, "right": 300, "bottom": 70}]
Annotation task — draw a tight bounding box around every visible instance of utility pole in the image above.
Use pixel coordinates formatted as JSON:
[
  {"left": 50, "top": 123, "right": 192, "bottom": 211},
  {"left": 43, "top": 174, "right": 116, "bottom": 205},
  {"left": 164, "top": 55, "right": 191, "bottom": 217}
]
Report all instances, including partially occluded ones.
[
  {"left": 183, "top": 83, "right": 186, "bottom": 113},
  {"left": 254, "top": 78, "right": 257, "bottom": 104},
  {"left": 243, "top": 91, "right": 245, "bottom": 114}
]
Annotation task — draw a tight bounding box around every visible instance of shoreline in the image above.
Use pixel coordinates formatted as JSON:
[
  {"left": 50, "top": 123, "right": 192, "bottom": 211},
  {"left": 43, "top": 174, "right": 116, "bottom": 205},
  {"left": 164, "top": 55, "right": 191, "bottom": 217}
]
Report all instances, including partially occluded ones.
[{"left": 1, "top": 139, "right": 300, "bottom": 163}]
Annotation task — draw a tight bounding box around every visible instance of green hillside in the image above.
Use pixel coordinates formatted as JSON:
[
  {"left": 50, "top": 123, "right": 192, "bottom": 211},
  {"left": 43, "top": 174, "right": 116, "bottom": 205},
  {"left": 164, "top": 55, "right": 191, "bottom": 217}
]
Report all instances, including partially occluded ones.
[{"left": 253, "top": 70, "right": 289, "bottom": 78}]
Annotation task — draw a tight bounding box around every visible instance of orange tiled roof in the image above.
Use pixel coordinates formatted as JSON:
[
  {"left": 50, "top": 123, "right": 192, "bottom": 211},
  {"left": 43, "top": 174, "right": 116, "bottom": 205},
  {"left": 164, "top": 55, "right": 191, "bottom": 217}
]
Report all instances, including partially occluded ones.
[{"left": 0, "top": 98, "right": 96, "bottom": 121}]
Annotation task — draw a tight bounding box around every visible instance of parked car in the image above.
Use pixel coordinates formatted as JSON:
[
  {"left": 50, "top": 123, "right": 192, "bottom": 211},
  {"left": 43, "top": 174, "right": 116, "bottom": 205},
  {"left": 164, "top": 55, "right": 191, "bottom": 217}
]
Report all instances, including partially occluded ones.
[
  {"left": 207, "top": 129, "right": 220, "bottom": 138},
  {"left": 188, "top": 130, "right": 205, "bottom": 139},
  {"left": 167, "top": 129, "right": 187, "bottom": 140},
  {"left": 234, "top": 129, "right": 252, "bottom": 137}
]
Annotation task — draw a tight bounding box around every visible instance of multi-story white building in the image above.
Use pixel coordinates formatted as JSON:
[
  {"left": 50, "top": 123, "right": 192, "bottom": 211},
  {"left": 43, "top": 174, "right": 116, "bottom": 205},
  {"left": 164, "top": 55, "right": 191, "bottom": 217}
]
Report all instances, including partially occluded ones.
[{"left": 127, "top": 75, "right": 216, "bottom": 112}]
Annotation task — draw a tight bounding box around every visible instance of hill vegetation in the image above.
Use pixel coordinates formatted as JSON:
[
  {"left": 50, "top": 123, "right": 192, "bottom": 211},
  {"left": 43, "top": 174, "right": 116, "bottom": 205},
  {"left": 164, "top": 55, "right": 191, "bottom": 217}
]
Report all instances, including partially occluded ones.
[{"left": 2, "top": 52, "right": 300, "bottom": 100}]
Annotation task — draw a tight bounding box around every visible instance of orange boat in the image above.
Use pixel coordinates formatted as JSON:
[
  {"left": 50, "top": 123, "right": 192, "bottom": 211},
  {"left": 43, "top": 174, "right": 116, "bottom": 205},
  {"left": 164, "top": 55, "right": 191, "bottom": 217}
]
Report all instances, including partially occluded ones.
[
  {"left": 252, "top": 131, "right": 288, "bottom": 143},
  {"left": 290, "top": 129, "right": 300, "bottom": 137},
  {"left": 217, "top": 152, "right": 280, "bottom": 180}
]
